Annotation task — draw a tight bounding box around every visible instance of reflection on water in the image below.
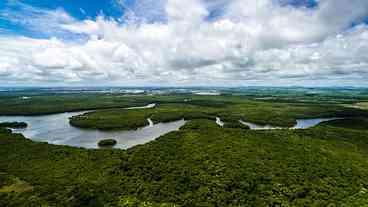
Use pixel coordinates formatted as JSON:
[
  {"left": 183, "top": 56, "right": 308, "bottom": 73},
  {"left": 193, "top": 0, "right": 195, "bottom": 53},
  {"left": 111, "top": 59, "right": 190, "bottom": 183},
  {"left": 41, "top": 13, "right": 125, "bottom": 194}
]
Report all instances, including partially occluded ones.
[
  {"left": 0, "top": 105, "right": 343, "bottom": 150},
  {"left": 126, "top": 103, "right": 156, "bottom": 109},
  {"left": 216, "top": 117, "right": 224, "bottom": 127},
  {"left": 291, "top": 118, "right": 342, "bottom": 129},
  {"left": 239, "top": 120, "right": 282, "bottom": 130},
  {"left": 0, "top": 109, "right": 186, "bottom": 149},
  {"left": 239, "top": 118, "right": 342, "bottom": 130}
]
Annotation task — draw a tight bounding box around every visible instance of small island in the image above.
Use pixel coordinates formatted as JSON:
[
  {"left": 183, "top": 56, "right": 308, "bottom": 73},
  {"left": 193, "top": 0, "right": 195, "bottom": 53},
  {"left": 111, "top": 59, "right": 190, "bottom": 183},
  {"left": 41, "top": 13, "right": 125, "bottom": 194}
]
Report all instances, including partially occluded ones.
[
  {"left": 98, "top": 139, "right": 117, "bottom": 148},
  {"left": 0, "top": 122, "right": 28, "bottom": 129}
]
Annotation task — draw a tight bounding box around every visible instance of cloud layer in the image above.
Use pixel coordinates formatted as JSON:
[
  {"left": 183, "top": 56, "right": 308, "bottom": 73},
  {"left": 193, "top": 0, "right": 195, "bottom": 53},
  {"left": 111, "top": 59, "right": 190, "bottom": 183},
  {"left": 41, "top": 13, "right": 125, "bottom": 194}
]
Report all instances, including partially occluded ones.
[{"left": 0, "top": 0, "right": 368, "bottom": 86}]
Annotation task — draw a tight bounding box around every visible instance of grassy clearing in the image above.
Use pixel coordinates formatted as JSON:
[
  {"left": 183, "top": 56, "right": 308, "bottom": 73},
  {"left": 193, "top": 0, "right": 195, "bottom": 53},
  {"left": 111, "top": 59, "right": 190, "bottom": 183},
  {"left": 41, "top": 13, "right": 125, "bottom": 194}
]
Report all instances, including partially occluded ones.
[
  {"left": 345, "top": 102, "right": 368, "bottom": 110},
  {"left": 0, "top": 175, "right": 33, "bottom": 193}
]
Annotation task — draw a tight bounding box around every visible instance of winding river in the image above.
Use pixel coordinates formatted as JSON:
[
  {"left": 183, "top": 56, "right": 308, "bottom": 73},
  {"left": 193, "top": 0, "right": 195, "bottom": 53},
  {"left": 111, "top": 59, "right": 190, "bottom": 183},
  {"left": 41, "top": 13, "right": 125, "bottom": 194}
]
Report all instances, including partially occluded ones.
[
  {"left": 0, "top": 104, "right": 186, "bottom": 149},
  {"left": 238, "top": 118, "right": 342, "bottom": 130},
  {"left": 0, "top": 104, "right": 342, "bottom": 149},
  {"left": 214, "top": 117, "right": 342, "bottom": 130}
]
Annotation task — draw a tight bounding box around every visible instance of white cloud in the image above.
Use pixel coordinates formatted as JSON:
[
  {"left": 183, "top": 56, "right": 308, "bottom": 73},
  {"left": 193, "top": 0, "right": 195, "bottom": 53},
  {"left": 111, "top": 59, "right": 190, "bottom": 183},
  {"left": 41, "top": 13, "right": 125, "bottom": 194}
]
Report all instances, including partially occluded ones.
[
  {"left": 0, "top": 2, "right": 77, "bottom": 37},
  {"left": 0, "top": 0, "right": 368, "bottom": 86}
]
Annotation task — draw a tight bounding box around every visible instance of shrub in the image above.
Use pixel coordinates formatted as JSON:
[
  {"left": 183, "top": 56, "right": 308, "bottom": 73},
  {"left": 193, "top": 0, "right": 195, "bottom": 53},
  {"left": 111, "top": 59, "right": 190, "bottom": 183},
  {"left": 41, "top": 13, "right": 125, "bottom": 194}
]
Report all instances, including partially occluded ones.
[
  {"left": 0, "top": 122, "right": 27, "bottom": 129},
  {"left": 98, "top": 139, "right": 117, "bottom": 147}
]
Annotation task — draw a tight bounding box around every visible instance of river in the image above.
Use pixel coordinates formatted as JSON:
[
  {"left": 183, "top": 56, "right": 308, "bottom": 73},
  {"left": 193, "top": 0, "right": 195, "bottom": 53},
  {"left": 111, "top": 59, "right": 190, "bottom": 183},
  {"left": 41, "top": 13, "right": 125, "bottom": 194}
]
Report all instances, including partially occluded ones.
[
  {"left": 0, "top": 104, "right": 186, "bottom": 149},
  {"left": 0, "top": 104, "right": 342, "bottom": 149}
]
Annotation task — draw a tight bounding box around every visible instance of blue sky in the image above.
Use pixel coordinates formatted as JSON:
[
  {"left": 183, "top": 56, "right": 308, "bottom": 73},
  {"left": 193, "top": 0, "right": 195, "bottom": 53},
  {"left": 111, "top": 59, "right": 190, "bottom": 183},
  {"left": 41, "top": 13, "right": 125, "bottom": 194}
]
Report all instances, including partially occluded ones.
[
  {"left": 1, "top": 0, "right": 124, "bottom": 20},
  {"left": 0, "top": 0, "right": 125, "bottom": 38},
  {"left": 1, "top": 0, "right": 366, "bottom": 39},
  {"left": 0, "top": 0, "right": 324, "bottom": 38},
  {"left": 0, "top": 0, "right": 368, "bottom": 87}
]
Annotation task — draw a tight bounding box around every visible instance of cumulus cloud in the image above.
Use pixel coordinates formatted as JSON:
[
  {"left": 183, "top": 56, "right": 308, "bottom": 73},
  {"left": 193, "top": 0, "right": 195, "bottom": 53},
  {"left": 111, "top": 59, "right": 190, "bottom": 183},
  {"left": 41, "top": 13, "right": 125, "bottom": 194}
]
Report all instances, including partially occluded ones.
[{"left": 0, "top": 0, "right": 368, "bottom": 86}]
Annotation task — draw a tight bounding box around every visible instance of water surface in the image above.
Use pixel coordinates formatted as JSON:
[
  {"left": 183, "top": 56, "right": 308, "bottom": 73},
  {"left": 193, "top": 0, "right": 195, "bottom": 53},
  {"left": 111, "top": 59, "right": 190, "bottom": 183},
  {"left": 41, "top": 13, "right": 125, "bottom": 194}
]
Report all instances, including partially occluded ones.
[
  {"left": 0, "top": 104, "right": 186, "bottom": 149},
  {"left": 0, "top": 107, "right": 343, "bottom": 149},
  {"left": 239, "top": 118, "right": 342, "bottom": 130},
  {"left": 216, "top": 117, "right": 224, "bottom": 127},
  {"left": 239, "top": 120, "right": 282, "bottom": 130},
  {"left": 291, "top": 118, "right": 342, "bottom": 129}
]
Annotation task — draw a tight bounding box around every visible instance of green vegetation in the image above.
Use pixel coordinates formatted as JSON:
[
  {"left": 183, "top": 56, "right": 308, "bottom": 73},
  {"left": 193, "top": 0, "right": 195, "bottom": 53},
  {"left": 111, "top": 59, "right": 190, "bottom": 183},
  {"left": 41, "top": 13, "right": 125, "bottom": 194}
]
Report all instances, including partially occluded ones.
[
  {"left": 0, "top": 94, "right": 154, "bottom": 115},
  {"left": 1, "top": 90, "right": 368, "bottom": 206},
  {"left": 0, "top": 174, "right": 33, "bottom": 193},
  {"left": 70, "top": 108, "right": 152, "bottom": 130},
  {"left": 0, "top": 122, "right": 27, "bottom": 129},
  {"left": 345, "top": 102, "right": 368, "bottom": 110},
  {"left": 2, "top": 116, "right": 368, "bottom": 206},
  {"left": 70, "top": 103, "right": 220, "bottom": 130},
  {"left": 1, "top": 90, "right": 367, "bottom": 118},
  {"left": 223, "top": 121, "right": 250, "bottom": 129},
  {"left": 70, "top": 101, "right": 367, "bottom": 130},
  {"left": 98, "top": 139, "right": 118, "bottom": 147},
  {"left": 319, "top": 117, "right": 368, "bottom": 130},
  {"left": 179, "top": 119, "right": 221, "bottom": 130}
]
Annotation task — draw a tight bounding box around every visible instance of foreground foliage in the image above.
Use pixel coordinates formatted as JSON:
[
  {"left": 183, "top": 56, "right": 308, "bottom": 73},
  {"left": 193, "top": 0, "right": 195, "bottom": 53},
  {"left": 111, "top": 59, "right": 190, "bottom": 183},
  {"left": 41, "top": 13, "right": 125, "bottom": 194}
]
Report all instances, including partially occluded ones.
[
  {"left": 1, "top": 117, "right": 368, "bottom": 206},
  {"left": 1, "top": 92, "right": 368, "bottom": 206}
]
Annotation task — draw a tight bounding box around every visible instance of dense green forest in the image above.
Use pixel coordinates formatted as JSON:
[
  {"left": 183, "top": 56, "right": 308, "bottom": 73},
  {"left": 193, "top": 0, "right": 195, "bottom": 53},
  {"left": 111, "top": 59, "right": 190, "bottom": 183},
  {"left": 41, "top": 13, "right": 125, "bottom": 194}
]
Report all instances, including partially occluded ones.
[
  {"left": 69, "top": 101, "right": 366, "bottom": 130},
  {"left": 1, "top": 118, "right": 368, "bottom": 206},
  {"left": 1, "top": 92, "right": 368, "bottom": 206}
]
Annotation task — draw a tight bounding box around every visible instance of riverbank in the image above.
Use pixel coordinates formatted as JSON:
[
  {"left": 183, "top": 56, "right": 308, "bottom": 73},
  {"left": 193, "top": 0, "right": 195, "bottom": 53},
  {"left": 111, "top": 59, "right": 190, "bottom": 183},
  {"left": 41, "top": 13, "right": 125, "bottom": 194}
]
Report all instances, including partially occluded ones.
[
  {"left": 69, "top": 101, "right": 365, "bottom": 131},
  {"left": 0, "top": 110, "right": 186, "bottom": 149},
  {"left": 1, "top": 118, "right": 368, "bottom": 206},
  {"left": 1, "top": 92, "right": 368, "bottom": 206},
  {"left": 1, "top": 96, "right": 366, "bottom": 149}
]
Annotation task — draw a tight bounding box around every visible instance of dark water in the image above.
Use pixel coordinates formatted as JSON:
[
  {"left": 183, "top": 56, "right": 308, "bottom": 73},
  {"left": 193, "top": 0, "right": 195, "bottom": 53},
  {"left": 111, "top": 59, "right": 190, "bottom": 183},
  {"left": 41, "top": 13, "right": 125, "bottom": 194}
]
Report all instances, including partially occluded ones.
[{"left": 0, "top": 105, "right": 186, "bottom": 149}]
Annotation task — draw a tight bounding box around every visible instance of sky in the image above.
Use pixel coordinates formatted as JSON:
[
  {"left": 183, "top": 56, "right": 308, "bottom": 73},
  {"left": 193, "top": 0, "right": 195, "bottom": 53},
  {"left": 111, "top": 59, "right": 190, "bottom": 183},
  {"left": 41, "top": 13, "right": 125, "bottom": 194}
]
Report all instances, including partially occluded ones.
[{"left": 0, "top": 0, "right": 368, "bottom": 87}]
